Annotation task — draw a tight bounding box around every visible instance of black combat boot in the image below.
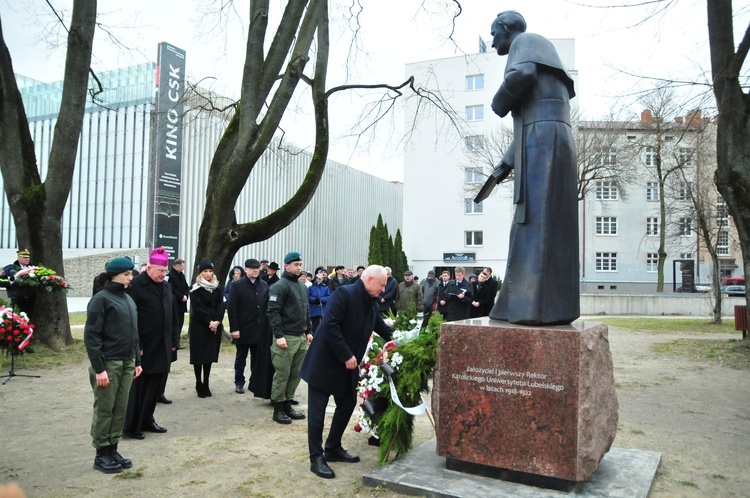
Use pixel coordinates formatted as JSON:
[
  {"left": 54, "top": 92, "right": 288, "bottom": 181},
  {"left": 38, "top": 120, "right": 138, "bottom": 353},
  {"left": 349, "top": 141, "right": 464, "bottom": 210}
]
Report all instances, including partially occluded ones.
[
  {"left": 272, "top": 402, "right": 292, "bottom": 424},
  {"left": 284, "top": 400, "right": 305, "bottom": 420},
  {"left": 93, "top": 447, "right": 123, "bottom": 474},
  {"left": 109, "top": 443, "right": 132, "bottom": 469}
]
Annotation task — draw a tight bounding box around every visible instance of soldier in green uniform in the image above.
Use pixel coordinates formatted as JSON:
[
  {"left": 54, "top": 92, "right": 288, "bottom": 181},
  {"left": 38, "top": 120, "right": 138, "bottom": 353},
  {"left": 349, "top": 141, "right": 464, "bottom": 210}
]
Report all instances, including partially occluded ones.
[{"left": 84, "top": 257, "right": 142, "bottom": 473}]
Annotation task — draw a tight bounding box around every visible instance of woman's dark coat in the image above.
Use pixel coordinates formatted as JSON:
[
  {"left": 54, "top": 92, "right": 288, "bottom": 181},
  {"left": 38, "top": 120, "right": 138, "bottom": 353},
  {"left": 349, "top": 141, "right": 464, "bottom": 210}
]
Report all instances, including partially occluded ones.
[{"left": 189, "top": 283, "right": 225, "bottom": 365}]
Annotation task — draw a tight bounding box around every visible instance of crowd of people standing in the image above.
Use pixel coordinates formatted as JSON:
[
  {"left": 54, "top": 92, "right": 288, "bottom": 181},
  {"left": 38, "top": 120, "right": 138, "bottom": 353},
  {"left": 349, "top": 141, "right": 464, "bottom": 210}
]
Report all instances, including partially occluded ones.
[{"left": 82, "top": 245, "right": 499, "bottom": 478}]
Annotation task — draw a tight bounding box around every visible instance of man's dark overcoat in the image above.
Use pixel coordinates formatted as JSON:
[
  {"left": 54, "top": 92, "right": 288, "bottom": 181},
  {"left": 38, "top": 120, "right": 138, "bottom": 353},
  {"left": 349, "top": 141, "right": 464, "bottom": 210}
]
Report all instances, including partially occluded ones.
[
  {"left": 300, "top": 280, "right": 392, "bottom": 399},
  {"left": 126, "top": 272, "right": 179, "bottom": 373},
  {"left": 227, "top": 276, "right": 269, "bottom": 346},
  {"left": 168, "top": 267, "right": 190, "bottom": 315}
]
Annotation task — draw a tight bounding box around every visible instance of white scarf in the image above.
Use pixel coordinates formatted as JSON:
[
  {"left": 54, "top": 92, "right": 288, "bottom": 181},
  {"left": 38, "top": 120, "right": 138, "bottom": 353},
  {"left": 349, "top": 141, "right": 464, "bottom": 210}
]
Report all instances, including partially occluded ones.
[{"left": 193, "top": 278, "right": 219, "bottom": 292}]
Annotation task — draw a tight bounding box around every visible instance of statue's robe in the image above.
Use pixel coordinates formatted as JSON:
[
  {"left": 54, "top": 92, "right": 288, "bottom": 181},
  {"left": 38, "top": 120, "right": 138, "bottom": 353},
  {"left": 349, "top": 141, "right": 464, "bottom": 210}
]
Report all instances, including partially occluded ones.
[{"left": 489, "top": 33, "right": 580, "bottom": 325}]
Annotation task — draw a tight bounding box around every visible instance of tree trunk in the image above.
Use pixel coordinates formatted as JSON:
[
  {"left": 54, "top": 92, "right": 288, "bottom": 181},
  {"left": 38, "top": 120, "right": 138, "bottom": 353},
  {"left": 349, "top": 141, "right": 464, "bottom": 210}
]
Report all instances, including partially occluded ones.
[
  {"left": 0, "top": 0, "right": 97, "bottom": 350},
  {"left": 707, "top": 0, "right": 750, "bottom": 338},
  {"left": 193, "top": 0, "right": 329, "bottom": 282}
]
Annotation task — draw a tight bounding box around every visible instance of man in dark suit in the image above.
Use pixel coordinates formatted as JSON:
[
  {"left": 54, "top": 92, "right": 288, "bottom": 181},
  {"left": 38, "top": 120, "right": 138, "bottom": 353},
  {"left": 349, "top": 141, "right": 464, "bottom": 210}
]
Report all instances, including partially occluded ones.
[
  {"left": 124, "top": 247, "right": 179, "bottom": 440},
  {"left": 327, "top": 265, "right": 350, "bottom": 293},
  {"left": 300, "top": 265, "right": 393, "bottom": 479},
  {"left": 377, "top": 266, "right": 398, "bottom": 316},
  {"left": 167, "top": 258, "right": 190, "bottom": 348},
  {"left": 264, "top": 261, "right": 280, "bottom": 286},
  {"left": 481, "top": 267, "right": 499, "bottom": 316},
  {"left": 444, "top": 266, "right": 473, "bottom": 321},
  {"left": 227, "top": 258, "right": 269, "bottom": 394}
]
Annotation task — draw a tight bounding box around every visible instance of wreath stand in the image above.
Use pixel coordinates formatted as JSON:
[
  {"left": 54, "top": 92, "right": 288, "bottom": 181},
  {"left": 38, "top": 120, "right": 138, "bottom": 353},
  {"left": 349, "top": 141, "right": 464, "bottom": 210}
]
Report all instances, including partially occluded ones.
[{"left": 1, "top": 351, "right": 40, "bottom": 385}]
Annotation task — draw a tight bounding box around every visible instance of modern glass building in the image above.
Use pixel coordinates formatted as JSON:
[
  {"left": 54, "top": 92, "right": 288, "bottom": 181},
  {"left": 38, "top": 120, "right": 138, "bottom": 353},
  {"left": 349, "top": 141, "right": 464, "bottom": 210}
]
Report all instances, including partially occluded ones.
[{"left": 3, "top": 52, "right": 402, "bottom": 294}]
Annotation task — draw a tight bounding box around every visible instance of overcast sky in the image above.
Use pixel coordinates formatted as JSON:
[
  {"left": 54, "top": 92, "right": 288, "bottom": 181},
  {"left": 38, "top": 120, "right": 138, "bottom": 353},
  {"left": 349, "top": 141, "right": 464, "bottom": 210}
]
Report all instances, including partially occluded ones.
[{"left": 2, "top": 0, "right": 747, "bottom": 181}]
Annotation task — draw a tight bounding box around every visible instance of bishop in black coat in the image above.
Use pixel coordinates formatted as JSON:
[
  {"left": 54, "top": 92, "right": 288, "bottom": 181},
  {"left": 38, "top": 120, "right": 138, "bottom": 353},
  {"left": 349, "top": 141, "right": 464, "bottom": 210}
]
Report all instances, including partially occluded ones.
[{"left": 124, "top": 270, "right": 179, "bottom": 436}]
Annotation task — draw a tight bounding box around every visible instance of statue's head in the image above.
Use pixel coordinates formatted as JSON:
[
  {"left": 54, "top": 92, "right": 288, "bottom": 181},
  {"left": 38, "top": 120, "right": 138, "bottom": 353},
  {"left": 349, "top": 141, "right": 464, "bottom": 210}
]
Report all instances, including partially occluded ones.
[{"left": 491, "top": 11, "right": 527, "bottom": 55}]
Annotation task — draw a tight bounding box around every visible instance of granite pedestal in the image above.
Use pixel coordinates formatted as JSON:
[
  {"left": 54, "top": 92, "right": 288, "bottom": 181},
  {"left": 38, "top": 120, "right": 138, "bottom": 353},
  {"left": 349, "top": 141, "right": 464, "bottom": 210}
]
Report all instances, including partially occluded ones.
[{"left": 432, "top": 318, "right": 618, "bottom": 485}]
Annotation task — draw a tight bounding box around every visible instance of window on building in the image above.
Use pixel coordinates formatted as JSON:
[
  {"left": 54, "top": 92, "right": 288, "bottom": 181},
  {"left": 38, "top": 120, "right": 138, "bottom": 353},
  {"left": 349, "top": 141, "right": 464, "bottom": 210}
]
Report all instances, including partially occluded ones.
[
  {"left": 595, "top": 180, "right": 618, "bottom": 200},
  {"left": 717, "top": 231, "right": 730, "bottom": 256},
  {"left": 595, "top": 252, "right": 618, "bottom": 271},
  {"left": 464, "top": 168, "right": 483, "bottom": 184},
  {"left": 466, "top": 74, "right": 484, "bottom": 91},
  {"left": 676, "top": 181, "right": 689, "bottom": 200},
  {"left": 465, "top": 135, "right": 484, "bottom": 152},
  {"left": 599, "top": 147, "right": 617, "bottom": 165},
  {"left": 645, "top": 146, "right": 655, "bottom": 166},
  {"left": 466, "top": 105, "right": 484, "bottom": 121},
  {"left": 646, "top": 217, "right": 659, "bottom": 236},
  {"left": 678, "top": 217, "right": 693, "bottom": 236},
  {"left": 717, "top": 198, "right": 730, "bottom": 228},
  {"left": 465, "top": 198, "right": 483, "bottom": 214},
  {"left": 646, "top": 253, "right": 659, "bottom": 272},
  {"left": 680, "top": 253, "right": 693, "bottom": 260},
  {"left": 646, "top": 181, "right": 659, "bottom": 201},
  {"left": 595, "top": 216, "right": 618, "bottom": 235},
  {"left": 465, "top": 231, "right": 483, "bottom": 246},
  {"left": 679, "top": 147, "right": 693, "bottom": 166}
]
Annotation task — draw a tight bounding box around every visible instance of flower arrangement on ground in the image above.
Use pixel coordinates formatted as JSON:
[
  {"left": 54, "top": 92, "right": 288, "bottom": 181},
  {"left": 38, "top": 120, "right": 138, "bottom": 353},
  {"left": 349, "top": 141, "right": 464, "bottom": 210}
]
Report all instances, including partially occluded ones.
[
  {"left": 11, "top": 266, "right": 69, "bottom": 293},
  {"left": 0, "top": 306, "right": 34, "bottom": 353},
  {"left": 354, "top": 304, "right": 442, "bottom": 464}
]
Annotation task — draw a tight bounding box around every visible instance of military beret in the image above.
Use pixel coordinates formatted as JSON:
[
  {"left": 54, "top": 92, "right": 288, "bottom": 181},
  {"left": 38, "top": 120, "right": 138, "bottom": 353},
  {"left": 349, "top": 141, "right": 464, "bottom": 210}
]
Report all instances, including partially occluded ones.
[
  {"left": 106, "top": 257, "right": 135, "bottom": 275},
  {"left": 284, "top": 252, "right": 302, "bottom": 264}
]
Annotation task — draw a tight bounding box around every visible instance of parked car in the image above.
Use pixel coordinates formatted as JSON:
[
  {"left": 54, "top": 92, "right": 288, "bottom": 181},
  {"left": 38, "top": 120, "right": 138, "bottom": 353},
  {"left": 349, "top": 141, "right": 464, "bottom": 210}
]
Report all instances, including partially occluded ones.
[{"left": 722, "top": 285, "right": 746, "bottom": 297}]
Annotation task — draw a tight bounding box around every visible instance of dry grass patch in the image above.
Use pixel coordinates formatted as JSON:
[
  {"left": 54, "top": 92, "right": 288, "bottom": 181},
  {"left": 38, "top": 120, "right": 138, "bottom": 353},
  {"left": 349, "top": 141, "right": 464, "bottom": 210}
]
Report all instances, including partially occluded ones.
[{"left": 652, "top": 338, "right": 750, "bottom": 370}]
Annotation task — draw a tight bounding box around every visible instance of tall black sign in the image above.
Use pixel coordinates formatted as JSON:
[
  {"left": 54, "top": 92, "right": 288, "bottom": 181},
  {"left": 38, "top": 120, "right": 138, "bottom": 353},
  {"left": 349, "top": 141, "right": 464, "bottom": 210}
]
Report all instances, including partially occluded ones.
[{"left": 149, "top": 42, "right": 185, "bottom": 259}]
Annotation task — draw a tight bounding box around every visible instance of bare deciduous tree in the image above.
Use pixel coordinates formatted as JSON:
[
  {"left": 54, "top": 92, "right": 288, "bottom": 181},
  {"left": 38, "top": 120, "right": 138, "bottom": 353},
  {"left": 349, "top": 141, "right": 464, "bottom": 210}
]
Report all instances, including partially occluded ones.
[
  {"left": 193, "top": 0, "right": 460, "bottom": 281},
  {"left": 707, "top": 0, "right": 750, "bottom": 335},
  {"left": 0, "top": 0, "right": 97, "bottom": 350}
]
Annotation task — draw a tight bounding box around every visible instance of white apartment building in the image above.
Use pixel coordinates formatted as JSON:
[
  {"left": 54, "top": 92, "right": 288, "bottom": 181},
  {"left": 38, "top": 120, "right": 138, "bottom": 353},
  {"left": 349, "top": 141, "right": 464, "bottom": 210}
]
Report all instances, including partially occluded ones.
[
  {"left": 402, "top": 44, "right": 742, "bottom": 290},
  {"left": 579, "top": 110, "right": 742, "bottom": 293},
  {"left": 402, "top": 40, "right": 577, "bottom": 279}
]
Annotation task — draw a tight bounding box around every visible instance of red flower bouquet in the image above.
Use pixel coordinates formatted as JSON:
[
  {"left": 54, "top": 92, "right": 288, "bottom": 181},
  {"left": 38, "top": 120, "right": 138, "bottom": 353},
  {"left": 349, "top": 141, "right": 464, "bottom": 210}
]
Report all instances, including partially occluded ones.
[
  {"left": 12, "top": 266, "right": 69, "bottom": 293},
  {"left": 0, "top": 307, "right": 34, "bottom": 352}
]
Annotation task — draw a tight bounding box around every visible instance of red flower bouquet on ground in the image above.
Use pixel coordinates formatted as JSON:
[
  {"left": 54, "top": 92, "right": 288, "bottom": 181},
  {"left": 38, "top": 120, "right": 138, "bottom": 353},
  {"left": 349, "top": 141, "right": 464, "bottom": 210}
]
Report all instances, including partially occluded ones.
[{"left": 0, "top": 307, "right": 34, "bottom": 352}]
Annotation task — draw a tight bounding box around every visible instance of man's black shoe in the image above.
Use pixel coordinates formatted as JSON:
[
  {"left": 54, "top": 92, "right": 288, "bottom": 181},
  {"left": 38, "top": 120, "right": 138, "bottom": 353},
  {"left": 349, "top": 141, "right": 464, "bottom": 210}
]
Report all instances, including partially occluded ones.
[
  {"left": 325, "top": 447, "right": 360, "bottom": 463},
  {"left": 290, "top": 398, "right": 300, "bottom": 405},
  {"left": 235, "top": 385, "right": 245, "bottom": 394},
  {"left": 124, "top": 431, "right": 145, "bottom": 440},
  {"left": 158, "top": 394, "right": 172, "bottom": 404},
  {"left": 144, "top": 423, "right": 167, "bottom": 433},
  {"left": 310, "top": 456, "right": 335, "bottom": 479}
]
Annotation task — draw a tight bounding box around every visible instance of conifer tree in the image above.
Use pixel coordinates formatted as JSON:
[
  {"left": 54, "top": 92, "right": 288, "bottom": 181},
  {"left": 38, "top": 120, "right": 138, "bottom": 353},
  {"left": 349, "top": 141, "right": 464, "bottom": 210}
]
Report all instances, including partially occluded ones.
[{"left": 368, "top": 225, "right": 382, "bottom": 265}]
